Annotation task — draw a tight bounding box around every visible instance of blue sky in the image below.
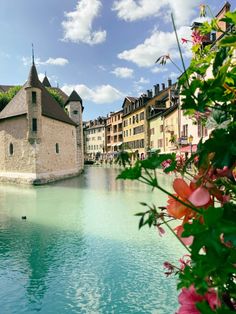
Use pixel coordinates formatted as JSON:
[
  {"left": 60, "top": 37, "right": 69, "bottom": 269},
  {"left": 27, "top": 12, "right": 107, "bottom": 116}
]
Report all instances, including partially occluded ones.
[{"left": 0, "top": 0, "right": 226, "bottom": 120}]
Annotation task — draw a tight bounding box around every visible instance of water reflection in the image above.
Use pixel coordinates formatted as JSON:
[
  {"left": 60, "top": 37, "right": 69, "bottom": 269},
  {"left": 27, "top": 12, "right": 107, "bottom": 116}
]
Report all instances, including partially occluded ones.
[{"left": 0, "top": 166, "right": 183, "bottom": 313}]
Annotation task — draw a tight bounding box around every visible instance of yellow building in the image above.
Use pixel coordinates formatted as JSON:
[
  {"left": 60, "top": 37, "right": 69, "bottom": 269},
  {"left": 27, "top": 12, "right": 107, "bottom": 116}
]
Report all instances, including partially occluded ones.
[
  {"left": 122, "top": 95, "right": 149, "bottom": 160},
  {"left": 146, "top": 81, "right": 180, "bottom": 153}
]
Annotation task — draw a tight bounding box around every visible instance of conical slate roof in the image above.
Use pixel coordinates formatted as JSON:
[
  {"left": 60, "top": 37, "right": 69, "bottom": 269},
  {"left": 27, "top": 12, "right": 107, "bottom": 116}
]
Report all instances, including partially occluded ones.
[
  {"left": 24, "top": 63, "right": 42, "bottom": 89},
  {"left": 0, "top": 64, "right": 76, "bottom": 126},
  {"left": 42, "top": 75, "right": 51, "bottom": 87},
  {"left": 65, "top": 90, "right": 84, "bottom": 111}
]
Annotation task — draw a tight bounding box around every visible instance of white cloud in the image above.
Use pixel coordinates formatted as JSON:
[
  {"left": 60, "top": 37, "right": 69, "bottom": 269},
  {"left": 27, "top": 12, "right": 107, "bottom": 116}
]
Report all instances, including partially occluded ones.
[
  {"left": 112, "top": 0, "right": 202, "bottom": 26},
  {"left": 98, "top": 65, "right": 106, "bottom": 71},
  {"left": 0, "top": 52, "right": 10, "bottom": 58},
  {"left": 111, "top": 67, "right": 134, "bottom": 78},
  {"left": 62, "top": 84, "right": 124, "bottom": 104},
  {"left": 118, "top": 26, "right": 192, "bottom": 67},
  {"left": 151, "top": 67, "right": 168, "bottom": 73},
  {"left": 44, "top": 58, "right": 68, "bottom": 66},
  {"left": 168, "top": 0, "right": 201, "bottom": 26},
  {"left": 38, "top": 73, "right": 46, "bottom": 82},
  {"left": 22, "top": 57, "right": 68, "bottom": 66},
  {"left": 135, "top": 77, "right": 150, "bottom": 84},
  {"left": 61, "top": 0, "right": 106, "bottom": 45},
  {"left": 168, "top": 72, "right": 179, "bottom": 80},
  {"left": 112, "top": 0, "right": 165, "bottom": 22}
]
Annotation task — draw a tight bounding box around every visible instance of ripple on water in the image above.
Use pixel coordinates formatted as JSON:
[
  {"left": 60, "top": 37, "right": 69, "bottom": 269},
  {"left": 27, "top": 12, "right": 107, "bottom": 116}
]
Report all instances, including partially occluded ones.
[{"left": 0, "top": 167, "right": 183, "bottom": 313}]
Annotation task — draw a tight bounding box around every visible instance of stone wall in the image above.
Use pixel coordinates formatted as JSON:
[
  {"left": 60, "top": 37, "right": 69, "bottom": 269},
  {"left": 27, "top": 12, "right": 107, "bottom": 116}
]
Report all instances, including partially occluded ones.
[
  {"left": 36, "top": 116, "right": 79, "bottom": 176},
  {"left": 0, "top": 115, "right": 82, "bottom": 185},
  {"left": 0, "top": 115, "right": 36, "bottom": 174}
]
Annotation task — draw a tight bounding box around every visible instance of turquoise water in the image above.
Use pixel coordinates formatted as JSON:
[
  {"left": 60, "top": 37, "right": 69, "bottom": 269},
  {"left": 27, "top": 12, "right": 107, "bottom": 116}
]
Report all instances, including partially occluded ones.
[{"left": 0, "top": 167, "right": 184, "bottom": 314}]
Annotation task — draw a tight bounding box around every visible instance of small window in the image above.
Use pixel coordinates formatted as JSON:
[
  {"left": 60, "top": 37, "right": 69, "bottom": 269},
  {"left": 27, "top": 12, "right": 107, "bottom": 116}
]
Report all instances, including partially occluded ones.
[
  {"left": 56, "top": 143, "right": 59, "bottom": 154},
  {"left": 73, "top": 110, "right": 78, "bottom": 114},
  {"left": 9, "top": 143, "right": 13, "bottom": 155},
  {"left": 32, "top": 118, "right": 37, "bottom": 132},
  {"left": 32, "top": 91, "right": 37, "bottom": 104}
]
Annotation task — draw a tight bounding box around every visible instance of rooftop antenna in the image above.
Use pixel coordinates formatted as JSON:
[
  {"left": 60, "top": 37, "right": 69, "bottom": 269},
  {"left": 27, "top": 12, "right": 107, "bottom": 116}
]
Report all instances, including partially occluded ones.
[
  {"left": 45, "top": 71, "right": 47, "bottom": 77},
  {"left": 32, "top": 43, "right": 35, "bottom": 65}
]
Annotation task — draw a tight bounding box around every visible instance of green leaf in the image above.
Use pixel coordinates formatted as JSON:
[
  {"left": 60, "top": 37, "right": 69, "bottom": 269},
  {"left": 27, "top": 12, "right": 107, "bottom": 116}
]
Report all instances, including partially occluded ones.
[
  {"left": 213, "top": 46, "right": 229, "bottom": 77},
  {"left": 163, "top": 161, "right": 177, "bottom": 173},
  {"left": 220, "top": 35, "right": 236, "bottom": 48},
  {"left": 196, "top": 301, "right": 215, "bottom": 313},
  {"left": 182, "top": 220, "right": 206, "bottom": 237},
  {"left": 138, "top": 216, "right": 144, "bottom": 229},
  {"left": 139, "top": 202, "right": 148, "bottom": 206},
  {"left": 116, "top": 166, "right": 141, "bottom": 180},
  {"left": 203, "top": 206, "right": 223, "bottom": 227},
  {"left": 221, "top": 11, "right": 236, "bottom": 25},
  {"left": 140, "top": 153, "right": 175, "bottom": 170}
]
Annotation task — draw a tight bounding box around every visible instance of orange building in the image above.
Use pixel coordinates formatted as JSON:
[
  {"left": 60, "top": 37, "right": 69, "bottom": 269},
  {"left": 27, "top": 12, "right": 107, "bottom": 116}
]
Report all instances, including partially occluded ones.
[{"left": 105, "top": 110, "right": 123, "bottom": 158}]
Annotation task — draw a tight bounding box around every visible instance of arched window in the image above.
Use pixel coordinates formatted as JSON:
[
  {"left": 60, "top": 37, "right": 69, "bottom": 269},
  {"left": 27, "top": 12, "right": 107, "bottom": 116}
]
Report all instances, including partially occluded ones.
[
  {"left": 55, "top": 143, "right": 59, "bottom": 154},
  {"left": 9, "top": 143, "right": 13, "bottom": 155}
]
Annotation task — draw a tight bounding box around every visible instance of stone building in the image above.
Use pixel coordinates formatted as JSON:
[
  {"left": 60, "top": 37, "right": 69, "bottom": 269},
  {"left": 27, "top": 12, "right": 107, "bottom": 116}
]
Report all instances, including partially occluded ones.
[{"left": 0, "top": 62, "right": 84, "bottom": 184}]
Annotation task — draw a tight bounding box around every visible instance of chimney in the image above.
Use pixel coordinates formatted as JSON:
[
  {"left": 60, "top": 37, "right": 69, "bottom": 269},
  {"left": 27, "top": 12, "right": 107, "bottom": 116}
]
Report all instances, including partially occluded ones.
[
  {"left": 168, "top": 79, "right": 172, "bottom": 87},
  {"left": 215, "top": 2, "right": 231, "bottom": 39},
  {"left": 147, "top": 89, "right": 153, "bottom": 98},
  {"left": 154, "top": 84, "right": 160, "bottom": 96},
  {"left": 162, "top": 83, "right": 165, "bottom": 90}
]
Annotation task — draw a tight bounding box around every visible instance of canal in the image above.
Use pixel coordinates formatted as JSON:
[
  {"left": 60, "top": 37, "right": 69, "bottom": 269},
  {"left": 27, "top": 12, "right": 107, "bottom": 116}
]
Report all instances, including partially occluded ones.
[{"left": 0, "top": 166, "right": 185, "bottom": 314}]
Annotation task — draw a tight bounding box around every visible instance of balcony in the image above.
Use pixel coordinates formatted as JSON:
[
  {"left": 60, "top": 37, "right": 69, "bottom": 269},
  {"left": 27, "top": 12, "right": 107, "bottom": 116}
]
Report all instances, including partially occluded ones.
[{"left": 178, "top": 136, "right": 188, "bottom": 145}]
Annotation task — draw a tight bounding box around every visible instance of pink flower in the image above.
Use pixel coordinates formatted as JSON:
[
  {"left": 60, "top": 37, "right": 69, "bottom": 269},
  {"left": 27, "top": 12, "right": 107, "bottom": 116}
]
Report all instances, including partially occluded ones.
[
  {"left": 157, "top": 225, "right": 165, "bottom": 236},
  {"left": 163, "top": 261, "right": 175, "bottom": 276},
  {"left": 216, "top": 166, "right": 232, "bottom": 178},
  {"left": 179, "top": 254, "right": 191, "bottom": 270},
  {"left": 192, "top": 30, "right": 206, "bottom": 45},
  {"left": 177, "top": 285, "right": 203, "bottom": 314},
  {"left": 177, "top": 285, "right": 220, "bottom": 314},
  {"left": 161, "top": 159, "right": 172, "bottom": 171},
  {"left": 205, "top": 289, "right": 221, "bottom": 310},
  {"left": 175, "top": 225, "right": 194, "bottom": 246},
  {"left": 181, "top": 38, "right": 189, "bottom": 44}
]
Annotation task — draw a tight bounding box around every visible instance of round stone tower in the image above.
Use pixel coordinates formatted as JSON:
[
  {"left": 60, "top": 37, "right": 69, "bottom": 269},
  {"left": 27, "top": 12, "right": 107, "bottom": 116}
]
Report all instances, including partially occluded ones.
[
  {"left": 24, "top": 61, "right": 42, "bottom": 144},
  {"left": 64, "top": 90, "right": 84, "bottom": 171}
]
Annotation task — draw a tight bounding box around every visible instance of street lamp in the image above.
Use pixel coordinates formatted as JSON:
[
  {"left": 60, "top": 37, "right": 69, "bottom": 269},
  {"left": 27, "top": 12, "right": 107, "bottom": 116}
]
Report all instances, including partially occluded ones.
[{"left": 188, "top": 134, "right": 193, "bottom": 155}]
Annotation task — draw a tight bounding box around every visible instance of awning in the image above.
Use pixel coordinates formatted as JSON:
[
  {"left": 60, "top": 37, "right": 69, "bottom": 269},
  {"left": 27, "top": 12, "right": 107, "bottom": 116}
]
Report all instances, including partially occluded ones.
[
  {"left": 111, "top": 142, "right": 122, "bottom": 147},
  {"left": 180, "top": 144, "right": 197, "bottom": 153},
  {"left": 147, "top": 148, "right": 159, "bottom": 153}
]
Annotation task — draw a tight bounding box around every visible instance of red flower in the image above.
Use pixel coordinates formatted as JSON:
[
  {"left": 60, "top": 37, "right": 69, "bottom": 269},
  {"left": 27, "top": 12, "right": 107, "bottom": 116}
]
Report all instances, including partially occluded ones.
[{"left": 167, "top": 178, "right": 211, "bottom": 220}]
